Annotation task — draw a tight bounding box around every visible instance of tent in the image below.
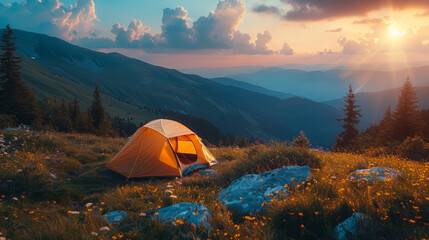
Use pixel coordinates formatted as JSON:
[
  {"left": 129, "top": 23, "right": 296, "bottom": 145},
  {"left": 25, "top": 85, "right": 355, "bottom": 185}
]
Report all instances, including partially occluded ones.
[{"left": 107, "top": 119, "right": 217, "bottom": 178}]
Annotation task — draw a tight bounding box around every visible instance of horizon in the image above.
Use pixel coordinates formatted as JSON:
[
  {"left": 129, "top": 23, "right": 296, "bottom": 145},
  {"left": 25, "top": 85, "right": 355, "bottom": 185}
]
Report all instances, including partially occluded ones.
[{"left": 2, "top": 0, "right": 429, "bottom": 69}]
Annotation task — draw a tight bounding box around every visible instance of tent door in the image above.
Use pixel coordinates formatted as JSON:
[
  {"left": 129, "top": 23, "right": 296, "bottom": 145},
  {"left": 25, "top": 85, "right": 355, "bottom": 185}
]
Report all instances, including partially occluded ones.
[{"left": 171, "top": 136, "right": 198, "bottom": 165}]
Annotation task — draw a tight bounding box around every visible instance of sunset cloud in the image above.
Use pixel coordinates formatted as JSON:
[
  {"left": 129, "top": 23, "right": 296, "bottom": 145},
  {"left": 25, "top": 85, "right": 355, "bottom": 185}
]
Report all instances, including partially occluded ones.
[
  {"left": 253, "top": 5, "right": 281, "bottom": 15},
  {"left": 0, "top": 0, "right": 97, "bottom": 40},
  {"left": 325, "top": 28, "right": 342, "bottom": 33},
  {"left": 260, "top": 0, "right": 429, "bottom": 21}
]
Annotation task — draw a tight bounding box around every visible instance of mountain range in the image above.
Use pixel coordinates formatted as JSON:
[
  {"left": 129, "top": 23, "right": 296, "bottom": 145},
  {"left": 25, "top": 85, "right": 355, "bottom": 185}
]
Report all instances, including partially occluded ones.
[
  {"left": 6, "top": 29, "right": 343, "bottom": 146},
  {"left": 227, "top": 66, "right": 429, "bottom": 101}
]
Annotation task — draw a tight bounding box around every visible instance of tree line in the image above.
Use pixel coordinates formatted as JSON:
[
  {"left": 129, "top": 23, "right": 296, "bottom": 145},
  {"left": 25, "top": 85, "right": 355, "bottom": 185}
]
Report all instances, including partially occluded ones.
[{"left": 334, "top": 77, "right": 429, "bottom": 161}]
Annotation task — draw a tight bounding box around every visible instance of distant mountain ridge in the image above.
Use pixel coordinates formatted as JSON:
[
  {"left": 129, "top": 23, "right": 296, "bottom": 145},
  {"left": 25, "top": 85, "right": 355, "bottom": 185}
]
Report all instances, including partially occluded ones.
[
  {"left": 5, "top": 29, "right": 343, "bottom": 146},
  {"left": 211, "top": 77, "right": 294, "bottom": 99},
  {"left": 228, "top": 66, "right": 429, "bottom": 101}
]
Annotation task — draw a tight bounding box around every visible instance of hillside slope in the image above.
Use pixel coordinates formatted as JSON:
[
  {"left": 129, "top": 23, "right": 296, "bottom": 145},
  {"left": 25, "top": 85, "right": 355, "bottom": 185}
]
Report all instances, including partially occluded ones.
[
  {"left": 8, "top": 29, "right": 342, "bottom": 146},
  {"left": 19, "top": 57, "right": 159, "bottom": 125}
]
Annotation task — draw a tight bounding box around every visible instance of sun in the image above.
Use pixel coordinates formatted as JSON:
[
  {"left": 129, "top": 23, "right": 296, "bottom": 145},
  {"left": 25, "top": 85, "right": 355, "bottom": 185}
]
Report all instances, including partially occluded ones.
[{"left": 389, "top": 27, "right": 406, "bottom": 38}]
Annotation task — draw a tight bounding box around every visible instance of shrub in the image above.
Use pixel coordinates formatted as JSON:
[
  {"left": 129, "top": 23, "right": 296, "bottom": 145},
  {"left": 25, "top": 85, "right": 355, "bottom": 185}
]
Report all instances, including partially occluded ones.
[
  {"left": 0, "top": 114, "right": 15, "bottom": 128},
  {"left": 397, "top": 136, "right": 429, "bottom": 161},
  {"left": 291, "top": 130, "right": 311, "bottom": 149}
]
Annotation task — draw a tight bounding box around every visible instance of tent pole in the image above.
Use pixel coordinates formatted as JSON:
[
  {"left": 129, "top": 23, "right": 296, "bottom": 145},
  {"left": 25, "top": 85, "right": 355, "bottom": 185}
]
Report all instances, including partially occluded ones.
[{"left": 167, "top": 137, "right": 182, "bottom": 178}]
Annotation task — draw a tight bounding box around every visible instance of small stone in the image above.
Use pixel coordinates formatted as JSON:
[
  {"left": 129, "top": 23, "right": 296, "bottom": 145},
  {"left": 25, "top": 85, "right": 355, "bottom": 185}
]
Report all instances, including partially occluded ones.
[{"left": 99, "top": 226, "right": 110, "bottom": 231}]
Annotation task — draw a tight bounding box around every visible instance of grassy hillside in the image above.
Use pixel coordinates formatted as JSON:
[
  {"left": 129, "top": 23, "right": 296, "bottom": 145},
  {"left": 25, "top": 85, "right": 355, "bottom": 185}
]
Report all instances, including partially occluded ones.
[
  {"left": 0, "top": 130, "right": 427, "bottom": 239},
  {"left": 20, "top": 57, "right": 159, "bottom": 125}
]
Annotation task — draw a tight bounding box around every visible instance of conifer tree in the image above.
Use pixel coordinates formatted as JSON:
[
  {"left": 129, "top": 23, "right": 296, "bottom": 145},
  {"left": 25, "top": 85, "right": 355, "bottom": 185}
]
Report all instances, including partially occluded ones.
[
  {"left": 376, "top": 106, "right": 393, "bottom": 144},
  {"left": 0, "top": 25, "right": 39, "bottom": 125},
  {"left": 391, "top": 77, "right": 420, "bottom": 141},
  {"left": 291, "top": 130, "right": 311, "bottom": 149},
  {"left": 88, "top": 84, "right": 105, "bottom": 130},
  {"left": 335, "top": 85, "right": 362, "bottom": 150},
  {"left": 68, "top": 98, "right": 80, "bottom": 123}
]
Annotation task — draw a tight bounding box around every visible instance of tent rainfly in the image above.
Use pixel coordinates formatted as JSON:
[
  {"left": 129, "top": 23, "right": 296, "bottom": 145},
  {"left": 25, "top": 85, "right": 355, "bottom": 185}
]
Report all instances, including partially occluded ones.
[{"left": 107, "top": 119, "right": 217, "bottom": 178}]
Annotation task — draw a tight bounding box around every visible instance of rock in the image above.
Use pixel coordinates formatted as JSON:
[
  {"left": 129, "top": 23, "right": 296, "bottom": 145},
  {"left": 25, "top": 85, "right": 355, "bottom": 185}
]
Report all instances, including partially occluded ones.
[
  {"left": 153, "top": 202, "right": 211, "bottom": 230},
  {"left": 349, "top": 167, "right": 400, "bottom": 182},
  {"left": 99, "top": 226, "right": 110, "bottom": 231},
  {"left": 219, "top": 166, "right": 311, "bottom": 214},
  {"left": 333, "top": 212, "right": 371, "bottom": 240},
  {"left": 102, "top": 210, "right": 127, "bottom": 224},
  {"left": 199, "top": 169, "right": 217, "bottom": 177}
]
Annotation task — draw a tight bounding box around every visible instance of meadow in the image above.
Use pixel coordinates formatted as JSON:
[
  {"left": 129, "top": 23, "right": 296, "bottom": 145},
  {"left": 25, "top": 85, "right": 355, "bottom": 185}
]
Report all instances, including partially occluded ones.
[{"left": 0, "top": 130, "right": 428, "bottom": 240}]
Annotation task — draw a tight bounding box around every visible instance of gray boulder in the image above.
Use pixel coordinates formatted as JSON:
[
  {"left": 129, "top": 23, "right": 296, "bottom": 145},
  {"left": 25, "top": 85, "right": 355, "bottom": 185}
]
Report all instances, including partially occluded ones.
[
  {"left": 219, "top": 166, "right": 310, "bottom": 214},
  {"left": 153, "top": 202, "right": 211, "bottom": 230},
  {"left": 333, "top": 212, "right": 371, "bottom": 240},
  {"left": 102, "top": 210, "right": 128, "bottom": 224},
  {"left": 349, "top": 167, "right": 400, "bottom": 182}
]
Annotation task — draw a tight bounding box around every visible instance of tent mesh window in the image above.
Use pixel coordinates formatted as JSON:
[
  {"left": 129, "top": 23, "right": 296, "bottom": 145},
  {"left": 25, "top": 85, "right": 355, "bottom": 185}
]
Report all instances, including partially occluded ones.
[{"left": 172, "top": 135, "right": 198, "bottom": 165}]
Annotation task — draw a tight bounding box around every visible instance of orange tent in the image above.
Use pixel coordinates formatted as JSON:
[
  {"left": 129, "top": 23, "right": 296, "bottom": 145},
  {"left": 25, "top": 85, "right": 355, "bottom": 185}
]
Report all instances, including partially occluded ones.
[{"left": 107, "top": 119, "right": 217, "bottom": 178}]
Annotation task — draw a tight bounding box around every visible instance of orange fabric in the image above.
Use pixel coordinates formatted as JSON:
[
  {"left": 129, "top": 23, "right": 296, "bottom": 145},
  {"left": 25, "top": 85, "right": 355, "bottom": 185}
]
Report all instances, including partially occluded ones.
[
  {"left": 107, "top": 128, "right": 181, "bottom": 177},
  {"left": 107, "top": 119, "right": 217, "bottom": 177}
]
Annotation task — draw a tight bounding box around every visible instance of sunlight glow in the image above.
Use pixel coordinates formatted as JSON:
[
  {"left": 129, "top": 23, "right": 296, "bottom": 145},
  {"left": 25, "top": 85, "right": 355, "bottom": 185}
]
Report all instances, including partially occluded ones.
[{"left": 389, "top": 27, "right": 406, "bottom": 38}]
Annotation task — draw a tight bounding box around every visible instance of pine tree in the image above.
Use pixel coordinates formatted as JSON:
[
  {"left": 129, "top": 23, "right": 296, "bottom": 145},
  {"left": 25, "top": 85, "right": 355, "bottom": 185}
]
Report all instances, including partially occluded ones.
[
  {"left": 376, "top": 106, "right": 393, "bottom": 144},
  {"left": 391, "top": 77, "right": 420, "bottom": 141},
  {"left": 0, "top": 25, "right": 39, "bottom": 125},
  {"left": 88, "top": 84, "right": 105, "bottom": 130},
  {"left": 335, "top": 85, "right": 362, "bottom": 150},
  {"left": 68, "top": 98, "right": 80, "bottom": 123},
  {"left": 291, "top": 130, "right": 311, "bottom": 149}
]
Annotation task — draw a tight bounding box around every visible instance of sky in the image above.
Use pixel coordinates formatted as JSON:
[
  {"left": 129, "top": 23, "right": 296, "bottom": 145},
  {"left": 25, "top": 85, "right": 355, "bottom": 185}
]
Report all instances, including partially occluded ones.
[{"left": 1, "top": 0, "right": 429, "bottom": 69}]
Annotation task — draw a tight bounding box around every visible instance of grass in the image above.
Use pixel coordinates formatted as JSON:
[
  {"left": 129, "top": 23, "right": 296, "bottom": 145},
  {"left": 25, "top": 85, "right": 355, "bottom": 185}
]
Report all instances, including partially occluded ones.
[{"left": 0, "top": 130, "right": 428, "bottom": 239}]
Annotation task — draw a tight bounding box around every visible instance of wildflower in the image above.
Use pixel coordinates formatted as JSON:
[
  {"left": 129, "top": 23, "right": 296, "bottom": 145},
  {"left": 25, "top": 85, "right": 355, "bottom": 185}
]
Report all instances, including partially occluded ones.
[
  {"left": 139, "top": 213, "right": 147, "bottom": 217},
  {"left": 85, "top": 203, "right": 93, "bottom": 208},
  {"left": 154, "top": 212, "right": 159, "bottom": 216},
  {"left": 166, "top": 184, "right": 173, "bottom": 188},
  {"left": 244, "top": 216, "right": 255, "bottom": 221},
  {"left": 91, "top": 232, "right": 98, "bottom": 236},
  {"left": 165, "top": 190, "right": 173, "bottom": 194},
  {"left": 68, "top": 211, "right": 80, "bottom": 215},
  {"left": 12, "top": 197, "right": 18, "bottom": 201},
  {"left": 99, "top": 226, "right": 110, "bottom": 231},
  {"left": 170, "top": 195, "right": 177, "bottom": 199}
]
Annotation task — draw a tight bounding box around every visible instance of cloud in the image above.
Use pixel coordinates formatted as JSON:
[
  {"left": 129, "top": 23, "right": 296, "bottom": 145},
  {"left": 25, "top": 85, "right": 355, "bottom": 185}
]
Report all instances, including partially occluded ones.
[
  {"left": 277, "top": 0, "right": 429, "bottom": 21},
  {"left": 353, "top": 18, "right": 384, "bottom": 25},
  {"left": 415, "top": 10, "right": 429, "bottom": 17},
  {"left": 338, "top": 37, "right": 368, "bottom": 54},
  {"left": 325, "top": 28, "right": 342, "bottom": 33},
  {"left": 0, "top": 0, "right": 97, "bottom": 40},
  {"left": 279, "top": 42, "right": 294, "bottom": 55},
  {"left": 79, "top": 0, "right": 284, "bottom": 55},
  {"left": 253, "top": 5, "right": 280, "bottom": 15},
  {"left": 317, "top": 49, "right": 337, "bottom": 55}
]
